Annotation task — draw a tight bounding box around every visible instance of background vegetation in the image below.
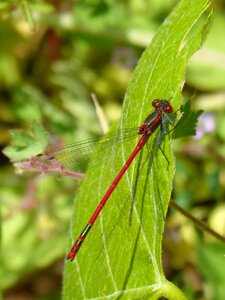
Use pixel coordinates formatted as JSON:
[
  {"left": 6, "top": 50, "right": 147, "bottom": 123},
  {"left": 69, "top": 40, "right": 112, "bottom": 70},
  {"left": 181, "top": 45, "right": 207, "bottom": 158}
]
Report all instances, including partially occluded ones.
[{"left": 1, "top": 0, "right": 225, "bottom": 299}]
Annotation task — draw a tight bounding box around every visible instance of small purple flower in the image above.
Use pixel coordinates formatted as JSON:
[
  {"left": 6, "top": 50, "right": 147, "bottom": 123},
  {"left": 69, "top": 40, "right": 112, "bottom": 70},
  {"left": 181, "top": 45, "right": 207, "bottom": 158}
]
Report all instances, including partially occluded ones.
[{"left": 194, "top": 113, "right": 215, "bottom": 139}]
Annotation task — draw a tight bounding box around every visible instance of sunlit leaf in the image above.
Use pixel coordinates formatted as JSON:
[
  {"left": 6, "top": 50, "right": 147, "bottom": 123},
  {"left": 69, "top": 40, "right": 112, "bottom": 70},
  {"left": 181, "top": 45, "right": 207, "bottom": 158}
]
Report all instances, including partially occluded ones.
[{"left": 63, "top": 0, "right": 212, "bottom": 299}]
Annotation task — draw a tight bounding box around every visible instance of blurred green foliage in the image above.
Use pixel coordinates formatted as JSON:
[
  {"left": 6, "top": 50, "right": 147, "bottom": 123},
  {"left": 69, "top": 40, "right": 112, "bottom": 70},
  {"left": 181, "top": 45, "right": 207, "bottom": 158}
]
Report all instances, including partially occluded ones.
[{"left": 0, "top": 0, "right": 225, "bottom": 299}]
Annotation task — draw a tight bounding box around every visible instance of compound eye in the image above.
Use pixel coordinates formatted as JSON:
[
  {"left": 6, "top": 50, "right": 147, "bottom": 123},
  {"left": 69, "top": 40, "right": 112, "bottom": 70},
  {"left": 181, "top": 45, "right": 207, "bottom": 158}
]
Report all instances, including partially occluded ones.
[
  {"left": 165, "top": 103, "right": 173, "bottom": 113},
  {"left": 152, "top": 99, "right": 160, "bottom": 107}
]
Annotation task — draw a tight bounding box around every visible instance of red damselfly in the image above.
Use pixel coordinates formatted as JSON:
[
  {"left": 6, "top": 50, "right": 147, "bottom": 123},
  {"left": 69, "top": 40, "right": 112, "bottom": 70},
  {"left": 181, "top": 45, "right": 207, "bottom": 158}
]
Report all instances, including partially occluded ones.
[
  {"left": 66, "top": 99, "right": 174, "bottom": 261},
  {"left": 14, "top": 98, "right": 174, "bottom": 261}
]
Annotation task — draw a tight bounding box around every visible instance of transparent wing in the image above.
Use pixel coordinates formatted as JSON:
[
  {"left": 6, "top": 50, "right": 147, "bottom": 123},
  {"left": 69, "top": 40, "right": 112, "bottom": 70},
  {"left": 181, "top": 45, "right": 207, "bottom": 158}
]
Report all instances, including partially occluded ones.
[{"left": 15, "top": 127, "right": 139, "bottom": 178}]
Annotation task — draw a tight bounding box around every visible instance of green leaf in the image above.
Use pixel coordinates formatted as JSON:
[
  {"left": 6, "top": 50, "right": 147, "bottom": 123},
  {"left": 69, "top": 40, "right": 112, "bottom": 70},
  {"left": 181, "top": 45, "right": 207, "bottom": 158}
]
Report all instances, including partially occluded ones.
[
  {"left": 63, "top": 0, "right": 212, "bottom": 299},
  {"left": 3, "top": 122, "right": 49, "bottom": 161},
  {"left": 173, "top": 101, "right": 203, "bottom": 138}
]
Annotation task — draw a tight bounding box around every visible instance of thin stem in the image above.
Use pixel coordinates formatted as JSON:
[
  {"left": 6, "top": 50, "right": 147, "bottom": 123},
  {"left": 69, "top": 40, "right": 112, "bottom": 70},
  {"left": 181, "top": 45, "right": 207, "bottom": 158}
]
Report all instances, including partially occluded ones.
[{"left": 170, "top": 200, "right": 225, "bottom": 243}]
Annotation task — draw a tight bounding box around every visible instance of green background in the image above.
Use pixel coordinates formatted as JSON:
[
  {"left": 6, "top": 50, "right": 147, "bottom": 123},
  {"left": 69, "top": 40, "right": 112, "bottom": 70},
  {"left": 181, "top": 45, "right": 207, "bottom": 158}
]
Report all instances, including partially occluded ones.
[{"left": 1, "top": 0, "right": 225, "bottom": 299}]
